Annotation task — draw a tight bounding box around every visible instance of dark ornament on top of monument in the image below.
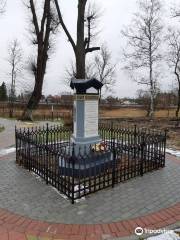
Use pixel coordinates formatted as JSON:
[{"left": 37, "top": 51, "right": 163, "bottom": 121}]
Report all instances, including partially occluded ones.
[{"left": 70, "top": 78, "right": 103, "bottom": 94}]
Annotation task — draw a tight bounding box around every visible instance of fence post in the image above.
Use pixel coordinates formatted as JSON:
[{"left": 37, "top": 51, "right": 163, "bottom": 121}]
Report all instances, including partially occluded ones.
[
  {"left": 27, "top": 128, "right": 30, "bottom": 171},
  {"left": 45, "top": 124, "right": 49, "bottom": 185},
  {"left": 140, "top": 135, "right": 145, "bottom": 176},
  {"left": 134, "top": 125, "right": 137, "bottom": 159},
  {"left": 112, "top": 138, "right": 116, "bottom": 188},
  {"left": 19, "top": 128, "right": 22, "bottom": 165},
  {"left": 71, "top": 143, "right": 75, "bottom": 204},
  {"left": 163, "top": 129, "right": 168, "bottom": 167},
  {"left": 110, "top": 122, "right": 114, "bottom": 149},
  {"left": 46, "top": 145, "right": 49, "bottom": 185},
  {"left": 46, "top": 123, "right": 49, "bottom": 146},
  {"left": 51, "top": 105, "right": 54, "bottom": 121},
  {"left": 15, "top": 126, "right": 18, "bottom": 163}
]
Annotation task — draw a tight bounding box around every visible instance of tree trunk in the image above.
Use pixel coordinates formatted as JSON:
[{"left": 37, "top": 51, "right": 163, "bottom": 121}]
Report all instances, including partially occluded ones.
[
  {"left": 9, "top": 66, "right": 15, "bottom": 118},
  {"left": 21, "top": 79, "right": 43, "bottom": 121},
  {"left": 76, "top": 0, "right": 87, "bottom": 79},
  {"left": 149, "top": 88, "right": 154, "bottom": 118},
  {"left": 174, "top": 70, "right": 180, "bottom": 127},
  {"left": 9, "top": 87, "right": 14, "bottom": 118},
  {"left": 149, "top": 45, "right": 154, "bottom": 119},
  {"left": 21, "top": 0, "right": 51, "bottom": 121},
  {"left": 22, "top": 42, "right": 46, "bottom": 121},
  {"left": 55, "top": 0, "right": 100, "bottom": 80},
  {"left": 175, "top": 81, "right": 180, "bottom": 119}
]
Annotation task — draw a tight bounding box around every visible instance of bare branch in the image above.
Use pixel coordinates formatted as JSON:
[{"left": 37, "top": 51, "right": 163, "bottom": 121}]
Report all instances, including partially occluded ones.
[
  {"left": 54, "top": 0, "right": 102, "bottom": 79},
  {"left": 65, "top": 44, "right": 116, "bottom": 93},
  {"left": 85, "top": 47, "right": 100, "bottom": 53},
  {"left": 54, "top": 0, "right": 76, "bottom": 54},
  {"left": 29, "top": 0, "right": 40, "bottom": 37},
  {"left": 93, "top": 45, "right": 116, "bottom": 86},
  {"left": 0, "top": 0, "right": 6, "bottom": 15},
  {"left": 84, "top": 2, "right": 101, "bottom": 55}
]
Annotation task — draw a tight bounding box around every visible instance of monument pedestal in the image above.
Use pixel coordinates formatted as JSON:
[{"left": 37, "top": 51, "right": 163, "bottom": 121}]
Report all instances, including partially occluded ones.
[
  {"left": 59, "top": 79, "right": 113, "bottom": 177},
  {"left": 71, "top": 94, "right": 101, "bottom": 154},
  {"left": 70, "top": 78, "right": 103, "bottom": 154},
  {"left": 71, "top": 94, "right": 101, "bottom": 149}
]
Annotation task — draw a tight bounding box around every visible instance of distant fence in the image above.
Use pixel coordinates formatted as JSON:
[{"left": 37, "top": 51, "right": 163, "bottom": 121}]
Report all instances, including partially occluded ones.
[
  {"left": 0, "top": 101, "right": 178, "bottom": 120},
  {"left": 0, "top": 102, "right": 72, "bottom": 121},
  {"left": 15, "top": 123, "right": 167, "bottom": 203}
]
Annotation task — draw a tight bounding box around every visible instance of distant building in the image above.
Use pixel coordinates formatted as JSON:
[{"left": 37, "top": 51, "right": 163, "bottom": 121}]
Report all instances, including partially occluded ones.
[
  {"left": 61, "top": 95, "right": 73, "bottom": 106},
  {"left": 45, "top": 95, "right": 54, "bottom": 104},
  {"left": 40, "top": 95, "right": 46, "bottom": 103},
  {"left": 121, "top": 99, "right": 137, "bottom": 106}
]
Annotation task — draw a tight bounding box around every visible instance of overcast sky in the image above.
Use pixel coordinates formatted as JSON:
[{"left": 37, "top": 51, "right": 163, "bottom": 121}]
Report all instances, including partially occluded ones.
[{"left": 0, "top": 0, "right": 179, "bottom": 98}]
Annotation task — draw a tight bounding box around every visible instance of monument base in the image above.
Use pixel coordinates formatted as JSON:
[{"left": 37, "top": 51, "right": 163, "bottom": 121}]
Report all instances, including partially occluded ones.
[
  {"left": 71, "top": 135, "right": 101, "bottom": 145},
  {"left": 59, "top": 148, "right": 113, "bottom": 178},
  {"left": 71, "top": 135, "right": 102, "bottom": 155}
]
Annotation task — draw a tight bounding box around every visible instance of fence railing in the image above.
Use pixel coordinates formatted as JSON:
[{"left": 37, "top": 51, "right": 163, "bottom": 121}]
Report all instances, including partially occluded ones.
[{"left": 15, "top": 123, "right": 167, "bottom": 203}]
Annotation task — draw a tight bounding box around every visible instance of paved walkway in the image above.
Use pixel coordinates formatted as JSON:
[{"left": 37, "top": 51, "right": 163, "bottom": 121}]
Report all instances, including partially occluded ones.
[
  {"left": 0, "top": 118, "right": 179, "bottom": 239},
  {"left": 0, "top": 118, "right": 55, "bottom": 149},
  {"left": 0, "top": 154, "right": 180, "bottom": 225},
  {"left": 0, "top": 118, "right": 18, "bottom": 149}
]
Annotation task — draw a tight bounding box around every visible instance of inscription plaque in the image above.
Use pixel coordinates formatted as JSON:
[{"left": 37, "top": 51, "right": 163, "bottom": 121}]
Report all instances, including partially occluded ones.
[{"left": 84, "top": 100, "right": 98, "bottom": 137}]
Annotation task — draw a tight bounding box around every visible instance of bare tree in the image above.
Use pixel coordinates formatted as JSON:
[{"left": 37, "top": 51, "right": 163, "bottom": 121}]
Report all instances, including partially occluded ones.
[
  {"left": 65, "top": 44, "right": 116, "bottom": 93},
  {"left": 64, "top": 60, "right": 96, "bottom": 85},
  {"left": 84, "top": 2, "right": 101, "bottom": 48},
  {"left": 21, "top": 0, "right": 59, "bottom": 121},
  {"left": 54, "top": 0, "right": 100, "bottom": 79},
  {"left": 166, "top": 29, "right": 180, "bottom": 119},
  {"left": 122, "top": 0, "right": 163, "bottom": 118},
  {"left": 7, "top": 39, "right": 23, "bottom": 117},
  {"left": 0, "top": 0, "right": 6, "bottom": 15},
  {"left": 93, "top": 45, "right": 116, "bottom": 93}
]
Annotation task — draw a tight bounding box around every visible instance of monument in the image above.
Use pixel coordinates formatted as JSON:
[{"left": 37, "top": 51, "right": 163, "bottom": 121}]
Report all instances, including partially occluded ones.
[
  {"left": 59, "top": 78, "right": 113, "bottom": 178},
  {"left": 70, "top": 78, "right": 103, "bottom": 149}
]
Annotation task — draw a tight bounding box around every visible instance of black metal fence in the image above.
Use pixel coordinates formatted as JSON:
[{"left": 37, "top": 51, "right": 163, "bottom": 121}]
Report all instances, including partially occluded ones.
[{"left": 15, "top": 123, "right": 167, "bottom": 203}]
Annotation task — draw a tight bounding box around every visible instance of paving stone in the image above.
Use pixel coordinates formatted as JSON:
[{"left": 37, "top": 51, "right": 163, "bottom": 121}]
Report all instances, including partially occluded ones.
[{"left": 1, "top": 155, "right": 179, "bottom": 224}]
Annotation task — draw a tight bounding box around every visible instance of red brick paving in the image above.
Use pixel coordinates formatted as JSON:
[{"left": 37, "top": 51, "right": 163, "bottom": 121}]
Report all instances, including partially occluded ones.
[
  {"left": 0, "top": 154, "right": 179, "bottom": 239},
  {"left": 0, "top": 203, "right": 179, "bottom": 239},
  {"left": 166, "top": 153, "right": 180, "bottom": 165},
  {"left": 0, "top": 155, "right": 14, "bottom": 162}
]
